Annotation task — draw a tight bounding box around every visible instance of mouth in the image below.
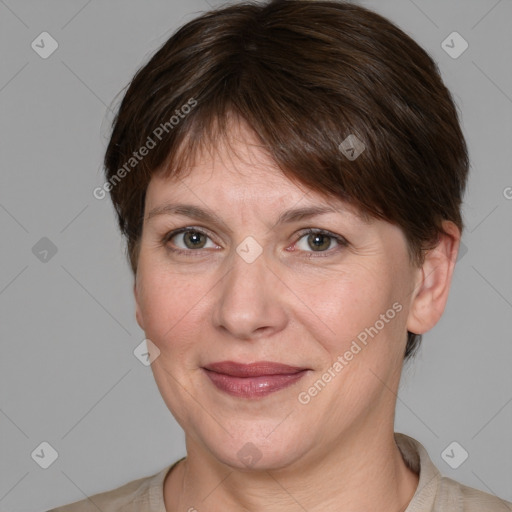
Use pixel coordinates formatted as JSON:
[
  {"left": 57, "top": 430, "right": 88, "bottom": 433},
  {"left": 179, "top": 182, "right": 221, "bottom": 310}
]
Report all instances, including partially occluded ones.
[{"left": 202, "top": 361, "right": 310, "bottom": 399}]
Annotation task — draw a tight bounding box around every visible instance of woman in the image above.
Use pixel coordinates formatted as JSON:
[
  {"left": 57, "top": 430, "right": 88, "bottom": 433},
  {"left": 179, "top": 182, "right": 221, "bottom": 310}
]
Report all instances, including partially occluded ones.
[{"left": 50, "top": 0, "right": 512, "bottom": 510}]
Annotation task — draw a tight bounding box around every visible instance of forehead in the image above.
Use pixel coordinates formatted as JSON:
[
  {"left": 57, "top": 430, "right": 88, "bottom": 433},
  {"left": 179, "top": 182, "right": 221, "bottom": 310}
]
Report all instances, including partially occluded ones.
[
  {"left": 146, "top": 120, "right": 367, "bottom": 222},
  {"left": 153, "top": 120, "right": 295, "bottom": 188}
]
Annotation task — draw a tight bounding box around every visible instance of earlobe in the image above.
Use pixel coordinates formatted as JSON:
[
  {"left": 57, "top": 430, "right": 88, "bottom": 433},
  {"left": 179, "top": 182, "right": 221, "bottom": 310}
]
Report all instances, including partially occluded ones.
[{"left": 406, "top": 221, "right": 460, "bottom": 335}]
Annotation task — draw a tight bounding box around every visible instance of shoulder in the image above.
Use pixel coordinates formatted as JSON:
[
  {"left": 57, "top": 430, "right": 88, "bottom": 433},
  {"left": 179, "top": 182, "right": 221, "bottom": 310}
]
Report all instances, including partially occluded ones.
[
  {"left": 47, "top": 472, "right": 158, "bottom": 512},
  {"left": 46, "top": 462, "right": 178, "bottom": 512},
  {"left": 437, "top": 476, "right": 512, "bottom": 511},
  {"left": 394, "top": 433, "right": 511, "bottom": 511}
]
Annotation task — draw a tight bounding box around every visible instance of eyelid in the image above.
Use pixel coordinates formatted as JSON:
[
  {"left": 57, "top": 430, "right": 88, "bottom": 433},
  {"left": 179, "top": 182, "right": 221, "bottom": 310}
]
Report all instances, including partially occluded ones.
[
  {"left": 294, "top": 227, "right": 347, "bottom": 243},
  {"left": 163, "top": 225, "right": 215, "bottom": 241}
]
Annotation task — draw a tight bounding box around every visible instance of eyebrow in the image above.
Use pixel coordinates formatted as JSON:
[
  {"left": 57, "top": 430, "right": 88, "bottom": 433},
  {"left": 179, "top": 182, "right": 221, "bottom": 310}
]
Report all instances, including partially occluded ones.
[{"left": 145, "top": 203, "right": 347, "bottom": 231}]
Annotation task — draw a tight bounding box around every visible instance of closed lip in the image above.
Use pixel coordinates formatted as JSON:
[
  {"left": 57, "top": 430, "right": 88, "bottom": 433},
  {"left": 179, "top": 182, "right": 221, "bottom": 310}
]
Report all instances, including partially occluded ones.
[{"left": 202, "top": 361, "right": 309, "bottom": 377}]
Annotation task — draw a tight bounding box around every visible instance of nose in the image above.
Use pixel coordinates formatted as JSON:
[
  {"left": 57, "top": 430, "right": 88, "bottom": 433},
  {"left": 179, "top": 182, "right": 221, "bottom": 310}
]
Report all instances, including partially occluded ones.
[{"left": 212, "top": 247, "right": 288, "bottom": 340}]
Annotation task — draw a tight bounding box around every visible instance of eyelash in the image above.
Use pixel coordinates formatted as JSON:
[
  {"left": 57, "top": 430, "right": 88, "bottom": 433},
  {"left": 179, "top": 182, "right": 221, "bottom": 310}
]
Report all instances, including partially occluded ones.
[{"left": 161, "top": 227, "right": 348, "bottom": 259}]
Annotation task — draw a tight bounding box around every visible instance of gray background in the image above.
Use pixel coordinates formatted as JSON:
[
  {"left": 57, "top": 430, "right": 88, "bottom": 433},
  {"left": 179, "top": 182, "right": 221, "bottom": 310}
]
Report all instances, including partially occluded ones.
[{"left": 0, "top": 0, "right": 511, "bottom": 510}]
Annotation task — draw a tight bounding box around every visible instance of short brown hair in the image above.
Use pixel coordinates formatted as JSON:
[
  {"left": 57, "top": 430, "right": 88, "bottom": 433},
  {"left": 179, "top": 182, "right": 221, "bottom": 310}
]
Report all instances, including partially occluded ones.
[{"left": 103, "top": 0, "right": 469, "bottom": 359}]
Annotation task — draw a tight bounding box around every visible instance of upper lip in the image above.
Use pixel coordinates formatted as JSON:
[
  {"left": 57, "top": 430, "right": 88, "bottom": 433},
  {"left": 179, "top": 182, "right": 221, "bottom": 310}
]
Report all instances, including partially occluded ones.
[{"left": 203, "top": 361, "right": 308, "bottom": 377}]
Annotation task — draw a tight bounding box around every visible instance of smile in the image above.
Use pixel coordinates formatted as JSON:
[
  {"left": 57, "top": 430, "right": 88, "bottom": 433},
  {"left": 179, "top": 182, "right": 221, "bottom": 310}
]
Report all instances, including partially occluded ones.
[{"left": 202, "top": 361, "right": 310, "bottom": 399}]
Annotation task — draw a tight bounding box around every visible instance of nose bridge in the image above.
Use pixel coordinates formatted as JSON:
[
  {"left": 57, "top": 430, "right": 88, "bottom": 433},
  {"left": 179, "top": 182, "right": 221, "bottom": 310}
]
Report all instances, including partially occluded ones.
[
  {"left": 213, "top": 240, "right": 287, "bottom": 338},
  {"left": 228, "top": 252, "right": 262, "bottom": 294},
  {"left": 224, "top": 233, "right": 268, "bottom": 290},
  {"left": 223, "top": 241, "right": 269, "bottom": 307}
]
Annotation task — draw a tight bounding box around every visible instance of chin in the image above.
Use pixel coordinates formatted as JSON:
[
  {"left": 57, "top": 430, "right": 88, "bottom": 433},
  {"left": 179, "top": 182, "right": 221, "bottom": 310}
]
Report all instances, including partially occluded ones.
[{"left": 193, "top": 419, "right": 313, "bottom": 471}]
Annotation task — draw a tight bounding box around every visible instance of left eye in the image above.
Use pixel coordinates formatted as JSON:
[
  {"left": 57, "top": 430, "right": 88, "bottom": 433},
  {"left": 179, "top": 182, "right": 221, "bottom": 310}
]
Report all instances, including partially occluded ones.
[{"left": 294, "top": 230, "right": 346, "bottom": 253}]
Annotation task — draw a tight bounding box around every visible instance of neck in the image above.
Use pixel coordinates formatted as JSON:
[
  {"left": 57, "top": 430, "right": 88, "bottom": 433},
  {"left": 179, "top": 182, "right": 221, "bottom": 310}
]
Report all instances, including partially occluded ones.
[{"left": 164, "top": 426, "right": 419, "bottom": 512}]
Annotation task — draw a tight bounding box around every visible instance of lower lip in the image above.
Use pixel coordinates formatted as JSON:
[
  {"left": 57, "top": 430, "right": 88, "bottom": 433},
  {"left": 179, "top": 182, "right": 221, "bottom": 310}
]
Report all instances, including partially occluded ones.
[{"left": 203, "top": 369, "right": 308, "bottom": 399}]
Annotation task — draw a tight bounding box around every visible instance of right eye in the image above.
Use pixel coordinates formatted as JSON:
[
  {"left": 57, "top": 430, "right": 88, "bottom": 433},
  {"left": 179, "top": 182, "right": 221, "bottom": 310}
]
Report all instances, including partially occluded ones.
[{"left": 164, "top": 228, "right": 220, "bottom": 255}]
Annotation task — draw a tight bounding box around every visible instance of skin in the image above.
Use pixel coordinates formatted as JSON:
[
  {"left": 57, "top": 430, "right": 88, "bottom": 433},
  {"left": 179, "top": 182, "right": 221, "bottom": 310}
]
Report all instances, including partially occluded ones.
[{"left": 134, "top": 119, "right": 460, "bottom": 512}]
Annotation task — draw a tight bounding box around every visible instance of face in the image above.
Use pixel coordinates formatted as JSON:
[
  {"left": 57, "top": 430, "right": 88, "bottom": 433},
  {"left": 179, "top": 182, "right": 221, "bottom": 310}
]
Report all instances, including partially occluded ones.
[{"left": 134, "top": 121, "right": 422, "bottom": 470}]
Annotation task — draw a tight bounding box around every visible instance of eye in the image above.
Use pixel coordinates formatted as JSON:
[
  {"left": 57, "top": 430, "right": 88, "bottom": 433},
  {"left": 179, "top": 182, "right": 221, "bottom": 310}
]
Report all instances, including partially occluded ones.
[
  {"left": 162, "top": 227, "right": 348, "bottom": 258},
  {"left": 293, "top": 229, "right": 348, "bottom": 256},
  {"left": 164, "top": 228, "right": 219, "bottom": 254}
]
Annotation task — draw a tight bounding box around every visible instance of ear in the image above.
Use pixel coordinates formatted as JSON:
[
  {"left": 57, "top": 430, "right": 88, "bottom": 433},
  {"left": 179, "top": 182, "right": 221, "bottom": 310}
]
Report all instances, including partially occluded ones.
[
  {"left": 407, "top": 221, "right": 460, "bottom": 335},
  {"left": 133, "top": 279, "right": 145, "bottom": 331}
]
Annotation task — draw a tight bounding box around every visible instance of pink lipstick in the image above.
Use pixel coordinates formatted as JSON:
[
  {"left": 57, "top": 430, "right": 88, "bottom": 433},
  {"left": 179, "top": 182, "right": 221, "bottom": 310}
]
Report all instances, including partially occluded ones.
[{"left": 202, "top": 361, "right": 309, "bottom": 399}]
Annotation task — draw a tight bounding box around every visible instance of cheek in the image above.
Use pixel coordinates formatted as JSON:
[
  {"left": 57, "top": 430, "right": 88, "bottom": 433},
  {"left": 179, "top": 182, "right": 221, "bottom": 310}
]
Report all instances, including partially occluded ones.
[
  {"left": 136, "top": 263, "right": 218, "bottom": 360},
  {"left": 299, "top": 270, "right": 409, "bottom": 405},
  {"left": 292, "top": 264, "right": 395, "bottom": 351}
]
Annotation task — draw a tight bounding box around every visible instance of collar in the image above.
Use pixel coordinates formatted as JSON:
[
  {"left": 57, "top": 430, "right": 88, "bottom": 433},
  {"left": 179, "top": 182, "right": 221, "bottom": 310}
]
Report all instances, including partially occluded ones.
[{"left": 395, "top": 432, "right": 442, "bottom": 511}]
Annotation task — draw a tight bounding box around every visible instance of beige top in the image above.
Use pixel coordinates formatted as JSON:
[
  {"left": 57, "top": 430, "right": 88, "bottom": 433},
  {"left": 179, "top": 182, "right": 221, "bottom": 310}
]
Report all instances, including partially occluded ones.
[{"left": 48, "top": 433, "right": 511, "bottom": 511}]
